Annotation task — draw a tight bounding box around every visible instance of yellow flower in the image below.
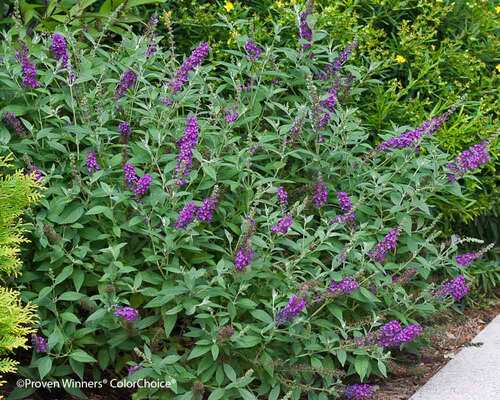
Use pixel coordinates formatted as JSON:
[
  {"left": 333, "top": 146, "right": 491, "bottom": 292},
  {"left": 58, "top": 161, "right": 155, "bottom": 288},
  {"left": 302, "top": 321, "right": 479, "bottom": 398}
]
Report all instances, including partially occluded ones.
[
  {"left": 496, "top": 5, "right": 500, "bottom": 13},
  {"left": 496, "top": 64, "right": 500, "bottom": 73},
  {"left": 224, "top": 1, "right": 235, "bottom": 12},
  {"left": 276, "top": 0, "right": 284, "bottom": 8},
  {"left": 395, "top": 55, "right": 406, "bottom": 64}
]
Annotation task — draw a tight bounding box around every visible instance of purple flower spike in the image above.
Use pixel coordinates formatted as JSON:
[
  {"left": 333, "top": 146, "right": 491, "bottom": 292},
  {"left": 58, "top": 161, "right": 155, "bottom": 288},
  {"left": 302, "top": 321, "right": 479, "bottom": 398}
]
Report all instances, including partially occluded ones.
[
  {"left": 113, "top": 306, "right": 139, "bottom": 321},
  {"left": 86, "top": 151, "right": 100, "bottom": 173},
  {"left": 244, "top": 41, "right": 262, "bottom": 61},
  {"left": 377, "top": 110, "right": 453, "bottom": 151},
  {"left": 455, "top": 252, "right": 480, "bottom": 267},
  {"left": 123, "top": 163, "right": 138, "bottom": 187},
  {"left": 16, "top": 45, "right": 39, "bottom": 88},
  {"left": 271, "top": 214, "right": 293, "bottom": 235},
  {"left": 32, "top": 334, "right": 48, "bottom": 353},
  {"left": 276, "top": 295, "right": 307, "bottom": 326},
  {"left": 2, "top": 112, "right": 25, "bottom": 134},
  {"left": 134, "top": 174, "right": 152, "bottom": 197},
  {"left": 115, "top": 69, "right": 137, "bottom": 100},
  {"left": 128, "top": 365, "right": 143, "bottom": 375},
  {"left": 447, "top": 141, "right": 490, "bottom": 179},
  {"left": 345, "top": 384, "right": 375, "bottom": 400},
  {"left": 175, "top": 115, "right": 199, "bottom": 186},
  {"left": 31, "top": 166, "right": 43, "bottom": 182},
  {"left": 377, "top": 320, "right": 422, "bottom": 348},
  {"left": 51, "top": 33, "right": 69, "bottom": 68},
  {"left": 299, "top": 9, "right": 313, "bottom": 49},
  {"left": 234, "top": 244, "right": 254, "bottom": 271},
  {"left": 276, "top": 186, "right": 288, "bottom": 207},
  {"left": 437, "top": 275, "right": 469, "bottom": 301},
  {"left": 368, "top": 227, "right": 400, "bottom": 263},
  {"left": 324, "top": 39, "right": 358, "bottom": 78},
  {"left": 225, "top": 109, "right": 239, "bottom": 123},
  {"left": 118, "top": 122, "right": 131, "bottom": 137},
  {"left": 321, "top": 85, "right": 338, "bottom": 112},
  {"left": 169, "top": 42, "right": 210, "bottom": 94},
  {"left": 146, "top": 42, "right": 157, "bottom": 58},
  {"left": 175, "top": 202, "right": 198, "bottom": 229},
  {"left": 197, "top": 195, "right": 218, "bottom": 222},
  {"left": 313, "top": 177, "right": 328, "bottom": 208},
  {"left": 328, "top": 277, "right": 359, "bottom": 295},
  {"left": 336, "top": 192, "right": 353, "bottom": 213}
]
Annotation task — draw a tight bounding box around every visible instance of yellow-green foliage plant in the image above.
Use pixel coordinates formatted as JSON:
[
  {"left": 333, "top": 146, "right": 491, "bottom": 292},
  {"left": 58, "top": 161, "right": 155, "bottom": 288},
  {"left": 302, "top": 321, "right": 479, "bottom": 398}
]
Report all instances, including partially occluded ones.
[{"left": 0, "top": 154, "right": 39, "bottom": 385}]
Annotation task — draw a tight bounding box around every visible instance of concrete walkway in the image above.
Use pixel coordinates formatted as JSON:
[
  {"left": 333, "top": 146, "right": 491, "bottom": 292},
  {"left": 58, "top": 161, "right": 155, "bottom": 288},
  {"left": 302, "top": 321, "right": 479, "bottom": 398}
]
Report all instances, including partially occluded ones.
[{"left": 410, "top": 314, "right": 500, "bottom": 400}]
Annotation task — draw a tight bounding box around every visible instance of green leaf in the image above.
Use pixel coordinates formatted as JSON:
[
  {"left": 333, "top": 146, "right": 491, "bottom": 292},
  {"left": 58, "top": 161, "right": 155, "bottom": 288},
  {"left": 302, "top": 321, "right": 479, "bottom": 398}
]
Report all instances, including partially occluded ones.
[
  {"left": 38, "top": 356, "right": 52, "bottom": 380},
  {"left": 337, "top": 349, "right": 347, "bottom": 367},
  {"left": 354, "top": 356, "right": 369, "bottom": 380},
  {"left": 223, "top": 363, "right": 237, "bottom": 382},
  {"left": 70, "top": 349, "right": 97, "bottom": 363},
  {"left": 55, "top": 266, "right": 74, "bottom": 286},
  {"left": 187, "top": 346, "right": 211, "bottom": 360},
  {"left": 251, "top": 310, "right": 274, "bottom": 324},
  {"left": 234, "top": 336, "right": 261, "bottom": 348},
  {"left": 58, "top": 291, "right": 83, "bottom": 301},
  {"left": 238, "top": 389, "right": 257, "bottom": 400},
  {"left": 269, "top": 385, "right": 280, "bottom": 400},
  {"left": 211, "top": 344, "right": 219, "bottom": 360},
  {"left": 208, "top": 389, "right": 225, "bottom": 400}
]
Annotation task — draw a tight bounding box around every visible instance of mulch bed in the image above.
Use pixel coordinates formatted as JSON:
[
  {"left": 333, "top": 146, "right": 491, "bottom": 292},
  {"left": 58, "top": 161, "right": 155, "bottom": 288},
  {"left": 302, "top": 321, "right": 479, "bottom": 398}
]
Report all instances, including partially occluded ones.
[{"left": 373, "top": 301, "right": 500, "bottom": 400}]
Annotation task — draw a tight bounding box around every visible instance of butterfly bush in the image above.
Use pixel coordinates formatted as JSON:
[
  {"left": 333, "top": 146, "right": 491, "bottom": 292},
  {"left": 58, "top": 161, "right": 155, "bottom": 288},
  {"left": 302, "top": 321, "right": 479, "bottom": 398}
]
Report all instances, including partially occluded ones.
[{"left": 0, "top": 16, "right": 495, "bottom": 400}]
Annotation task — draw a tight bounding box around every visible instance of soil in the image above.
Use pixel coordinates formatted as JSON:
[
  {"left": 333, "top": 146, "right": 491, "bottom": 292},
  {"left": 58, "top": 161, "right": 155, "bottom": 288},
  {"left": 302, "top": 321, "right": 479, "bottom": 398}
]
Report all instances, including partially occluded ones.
[{"left": 373, "top": 300, "right": 500, "bottom": 400}]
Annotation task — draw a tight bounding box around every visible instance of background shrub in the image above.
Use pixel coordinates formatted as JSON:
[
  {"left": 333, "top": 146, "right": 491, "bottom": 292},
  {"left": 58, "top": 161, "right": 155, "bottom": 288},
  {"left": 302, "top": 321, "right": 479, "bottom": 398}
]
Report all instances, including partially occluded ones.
[{"left": 0, "top": 154, "right": 38, "bottom": 386}]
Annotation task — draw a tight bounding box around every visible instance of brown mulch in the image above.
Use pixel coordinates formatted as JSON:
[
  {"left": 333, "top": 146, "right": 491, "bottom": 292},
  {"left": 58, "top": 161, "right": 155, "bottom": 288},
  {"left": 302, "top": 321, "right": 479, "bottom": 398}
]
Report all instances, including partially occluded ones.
[{"left": 372, "top": 301, "right": 500, "bottom": 400}]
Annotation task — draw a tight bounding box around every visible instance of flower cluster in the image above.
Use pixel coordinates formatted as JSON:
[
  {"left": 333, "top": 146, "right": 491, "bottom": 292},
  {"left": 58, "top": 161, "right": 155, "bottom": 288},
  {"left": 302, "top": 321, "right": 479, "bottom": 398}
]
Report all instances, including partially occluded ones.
[
  {"left": 392, "top": 268, "right": 417, "bottom": 285},
  {"left": 134, "top": 174, "right": 152, "bottom": 197},
  {"left": 368, "top": 227, "right": 400, "bottom": 263},
  {"left": 321, "top": 84, "right": 338, "bottom": 112},
  {"left": 224, "top": 109, "right": 239, "bottom": 123},
  {"left": 86, "top": 151, "right": 100, "bottom": 174},
  {"left": 244, "top": 40, "right": 262, "bottom": 61},
  {"left": 122, "top": 163, "right": 151, "bottom": 196},
  {"left": 324, "top": 39, "right": 358, "bottom": 78},
  {"left": 313, "top": 176, "right": 328, "bottom": 208},
  {"left": 298, "top": 4, "right": 313, "bottom": 49},
  {"left": 31, "top": 166, "right": 43, "bottom": 182},
  {"left": 113, "top": 306, "right": 139, "bottom": 321},
  {"left": 377, "top": 320, "right": 423, "bottom": 348},
  {"left": 286, "top": 115, "right": 305, "bottom": 144},
  {"left": 328, "top": 277, "right": 359, "bottom": 295},
  {"left": 276, "top": 186, "right": 288, "bottom": 207},
  {"left": 176, "top": 191, "right": 220, "bottom": 229},
  {"left": 197, "top": 193, "right": 219, "bottom": 222},
  {"left": 447, "top": 141, "right": 490, "bottom": 180},
  {"left": 275, "top": 295, "right": 307, "bottom": 325},
  {"left": 50, "top": 33, "right": 69, "bottom": 68},
  {"left": 32, "top": 334, "right": 48, "bottom": 353},
  {"left": 234, "top": 218, "right": 256, "bottom": 270},
  {"left": 123, "top": 163, "right": 138, "bottom": 187},
  {"left": 175, "top": 202, "right": 198, "bottom": 229},
  {"left": 115, "top": 69, "right": 137, "bottom": 100},
  {"left": 118, "top": 121, "right": 131, "bottom": 137},
  {"left": 456, "top": 252, "right": 480, "bottom": 267},
  {"left": 16, "top": 44, "right": 39, "bottom": 88},
  {"left": 169, "top": 42, "right": 210, "bottom": 93},
  {"left": 2, "top": 112, "right": 24, "bottom": 134},
  {"left": 377, "top": 110, "right": 454, "bottom": 151},
  {"left": 234, "top": 245, "right": 254, "bottom": 271},
  {"left": 175, "top": 115, "right": 199, "bottom": 186},
  {"left": 127, "top": 365, "right": 143, "bottom": 375},
  {"left": 271, "top": 214, "right": 293, "bottom": 234},
  {"left": 436, "top": 275, "right": 469, "bottom": 301},
  {"left": 345, "top": 384, "right": 375, "bottom": 400}
]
